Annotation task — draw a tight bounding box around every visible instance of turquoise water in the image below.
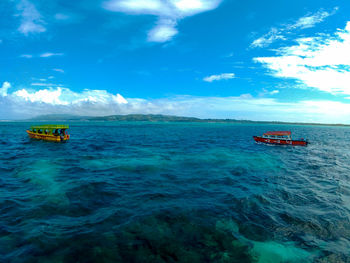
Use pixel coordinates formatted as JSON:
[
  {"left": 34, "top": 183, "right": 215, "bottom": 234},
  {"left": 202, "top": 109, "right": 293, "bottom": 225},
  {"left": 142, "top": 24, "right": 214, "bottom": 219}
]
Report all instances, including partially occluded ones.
[{"left": 1, "top": 122, "right": 350, "bottom": 262}]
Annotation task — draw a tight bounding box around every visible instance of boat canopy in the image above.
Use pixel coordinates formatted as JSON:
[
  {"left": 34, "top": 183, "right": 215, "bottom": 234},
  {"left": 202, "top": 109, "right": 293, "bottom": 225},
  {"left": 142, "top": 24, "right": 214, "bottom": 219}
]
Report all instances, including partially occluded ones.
[
  {"left": 263, "top": 131, "right": 291, "bottom": 136},
  {"left": 31, "top": 124, "right": 69, "bottom": 130}
]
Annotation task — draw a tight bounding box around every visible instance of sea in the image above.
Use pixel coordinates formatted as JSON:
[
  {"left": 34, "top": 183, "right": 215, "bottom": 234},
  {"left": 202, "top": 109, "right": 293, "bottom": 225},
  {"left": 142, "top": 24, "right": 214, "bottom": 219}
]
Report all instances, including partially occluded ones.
[{"left": 1, "top": 121, "right": 350, "bottom": 263}]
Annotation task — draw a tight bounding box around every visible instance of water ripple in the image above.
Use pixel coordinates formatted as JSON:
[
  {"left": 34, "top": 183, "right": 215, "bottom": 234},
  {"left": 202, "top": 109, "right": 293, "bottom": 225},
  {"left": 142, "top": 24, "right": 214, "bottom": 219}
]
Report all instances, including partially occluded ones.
[{"left": 0, "top": 122, "right": 349, "bottom": 262}]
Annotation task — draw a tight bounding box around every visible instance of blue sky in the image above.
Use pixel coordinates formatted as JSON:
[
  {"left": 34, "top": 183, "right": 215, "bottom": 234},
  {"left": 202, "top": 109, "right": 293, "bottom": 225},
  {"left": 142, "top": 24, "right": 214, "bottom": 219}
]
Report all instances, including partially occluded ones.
[{"left": 1, "top": 0, "right": 350, "bottom": 122}]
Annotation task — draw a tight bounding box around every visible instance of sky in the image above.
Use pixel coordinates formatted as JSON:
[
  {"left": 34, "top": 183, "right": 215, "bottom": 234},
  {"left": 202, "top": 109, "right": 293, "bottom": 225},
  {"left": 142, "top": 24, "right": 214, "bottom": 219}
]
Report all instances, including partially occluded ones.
[{"left": 1, "top": 0, "right": 350, "bottom": 123}]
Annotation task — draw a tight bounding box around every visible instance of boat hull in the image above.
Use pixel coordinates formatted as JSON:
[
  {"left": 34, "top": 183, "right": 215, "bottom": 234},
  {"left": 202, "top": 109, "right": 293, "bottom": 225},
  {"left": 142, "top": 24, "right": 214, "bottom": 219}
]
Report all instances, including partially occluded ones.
[
  {"left": 26, "top": 130, "right": 70, "bottom": 142},
  {"left": 253, "top": 136, "right": 307, "bottom": 146}
]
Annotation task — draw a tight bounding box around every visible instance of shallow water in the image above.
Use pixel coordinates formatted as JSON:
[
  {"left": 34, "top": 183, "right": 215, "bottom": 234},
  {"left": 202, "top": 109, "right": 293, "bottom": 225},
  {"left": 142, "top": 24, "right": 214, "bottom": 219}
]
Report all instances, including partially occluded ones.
[{"left": 1, "top": 122, "right": 350, "bottom": 262}]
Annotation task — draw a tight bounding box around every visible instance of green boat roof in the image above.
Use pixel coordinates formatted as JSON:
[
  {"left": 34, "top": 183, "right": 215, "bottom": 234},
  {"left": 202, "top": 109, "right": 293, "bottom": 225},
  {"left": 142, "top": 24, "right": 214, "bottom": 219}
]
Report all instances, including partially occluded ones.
[{"left": 31, "top": 124, "right": 69, "bottom": 129}]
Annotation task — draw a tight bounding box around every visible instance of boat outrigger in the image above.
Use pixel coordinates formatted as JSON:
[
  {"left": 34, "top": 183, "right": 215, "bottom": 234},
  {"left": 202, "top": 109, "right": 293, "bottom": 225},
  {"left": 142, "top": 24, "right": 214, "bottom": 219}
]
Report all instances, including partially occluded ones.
[
  {"left": 26, "top": 125, "right": 70, "bottom": 142},
  {"left": 253, "top": 131, "right": 308, "bottom": 146}
]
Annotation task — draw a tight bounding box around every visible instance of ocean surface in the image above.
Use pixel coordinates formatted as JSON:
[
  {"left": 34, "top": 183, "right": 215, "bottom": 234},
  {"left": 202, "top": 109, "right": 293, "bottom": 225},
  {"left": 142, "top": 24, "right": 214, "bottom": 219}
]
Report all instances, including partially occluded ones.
[{"left": 1, "top": 122, "right": 350, "bottom": 263}]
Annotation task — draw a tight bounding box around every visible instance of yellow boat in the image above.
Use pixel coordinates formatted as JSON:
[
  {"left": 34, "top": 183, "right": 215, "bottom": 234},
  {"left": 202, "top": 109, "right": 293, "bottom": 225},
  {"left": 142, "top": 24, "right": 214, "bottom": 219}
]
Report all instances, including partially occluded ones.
[{"left": 26, "top": 125, "right": 70, "bottom": 142}]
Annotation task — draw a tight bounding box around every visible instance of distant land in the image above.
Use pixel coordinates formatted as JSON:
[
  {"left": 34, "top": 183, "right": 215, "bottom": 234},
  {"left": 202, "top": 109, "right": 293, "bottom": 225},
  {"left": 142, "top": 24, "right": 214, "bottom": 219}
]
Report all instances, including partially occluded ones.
[{"left": 22, "top": 114, "right": 350, "bottom": 127}]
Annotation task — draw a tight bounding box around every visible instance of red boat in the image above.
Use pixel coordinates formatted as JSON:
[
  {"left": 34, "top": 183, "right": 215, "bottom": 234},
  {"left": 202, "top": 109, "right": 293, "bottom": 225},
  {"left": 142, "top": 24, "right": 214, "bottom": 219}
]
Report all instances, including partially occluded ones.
[{"left": 253, "top": 131, "right": 308, "bottom": 146}]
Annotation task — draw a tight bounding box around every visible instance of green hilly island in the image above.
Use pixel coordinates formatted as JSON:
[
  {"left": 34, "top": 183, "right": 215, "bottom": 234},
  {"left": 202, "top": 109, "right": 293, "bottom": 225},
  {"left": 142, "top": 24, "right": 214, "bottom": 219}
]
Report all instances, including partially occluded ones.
[{"left": 27, "top": 114, "right": 350, "bottom": 127}]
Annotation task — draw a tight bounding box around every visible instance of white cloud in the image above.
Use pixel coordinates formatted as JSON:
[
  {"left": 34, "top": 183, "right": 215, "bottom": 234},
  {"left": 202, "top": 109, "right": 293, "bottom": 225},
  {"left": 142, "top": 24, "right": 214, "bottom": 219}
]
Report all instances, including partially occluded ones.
[
  {"left": 251, "top": 28, "right": 286, "bottom": 48},
  {"left": 290, "top": 9, "right": 337, "bottom": 30},
  {"left": 19, "top": 53, "right": 64, "bottom": 58},
  {"left": 251, "top": 8, "right": 337, "bottom": 48},
  {"left": 147, "top": 19, "right": 178, "bottom": 42},
  {"left": 203, "top": 73, "right": 235, "bottom": 82},
  {"left": 0, "top": 82, "right": 11, "bottom": 97},
  {"left": 53, "top": 68, "right": 64, "bottom": 73},
  {"left": 0, "top": 85, "right": 129, "bottom": 119},
  {"left": 40, "top": 53, "right": 64, "bottom": 58},
  {"left": 1, "top": 82, "right": 350, "bottom": 123},
  {"left": 115, "top": 93, "right": 128, "bottom": 104},
  {"left": 17, "top": 0, "right": 46, "bottom": 35},
  {"left": 259, "top": 88, "right": 280, "bottom": 96},
  {"left": 31, "top": 83, "right": 61, "bottom": 87},
  {"left": 20, "top": 54, "right": 33, "bottom": 58},
  {"left": 13, "top": 88, "right": 65, "bottom": 105},
  {"left": 1, "top": 83, "right": 350, "bottom": 123},
  {"left": 254, "top": 22, "right": 350, "bottom": 95},
  {"left": 116, "top": 96, "right": 350, "bottom": 123},
  {"left": 103, "top": 0, "right": 222, "bottom": 42},
  {"left": 11, "top": 86, "right": 128, "bottom": 106}
]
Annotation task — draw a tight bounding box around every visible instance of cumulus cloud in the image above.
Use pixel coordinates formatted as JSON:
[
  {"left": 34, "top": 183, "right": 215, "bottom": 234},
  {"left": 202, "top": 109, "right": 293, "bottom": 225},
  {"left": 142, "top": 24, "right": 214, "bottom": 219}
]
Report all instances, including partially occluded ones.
[
  {"left": 17, "top": 0, "right": 46, "bottom": 35},
  {"left": 11, "top": 86, "right": 128, "bottom": 106},
  {"left": 203, "top": 73, "right": 235, "bottom": 82},
  {"left": 0, "top": 83, "right": 129, "bottom": 119},
  {"left": 251, "top": 8, "right": 337, "bottom": 48},
  {"left": 13, "top": 88, "right": 65, "bottom": 105},
  {"left": 1, "top": 81, "right": 349, "bottom": 123},
  {"left": 254, "top": 21, "right": 350, "bottom": 95},
  {"left": 102, "top": 0, "right": 222, "bottom": 42}
]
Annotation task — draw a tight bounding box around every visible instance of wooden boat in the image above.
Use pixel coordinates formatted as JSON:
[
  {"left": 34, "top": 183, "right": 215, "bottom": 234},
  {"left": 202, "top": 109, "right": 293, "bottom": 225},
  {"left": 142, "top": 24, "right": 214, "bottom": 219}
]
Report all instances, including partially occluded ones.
[
  {"left": 253, "top": 131, "right": 308, "bottom": 146},
  {"left": 26, "top": 125, "right": 70, "bottom": 142}
]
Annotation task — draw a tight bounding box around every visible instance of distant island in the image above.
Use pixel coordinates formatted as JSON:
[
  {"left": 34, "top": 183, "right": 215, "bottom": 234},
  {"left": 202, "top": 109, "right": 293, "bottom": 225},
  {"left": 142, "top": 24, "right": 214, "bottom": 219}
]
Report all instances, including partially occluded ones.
[{"left": 25, "top": 114, "right": 350, "bottom": 127}]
